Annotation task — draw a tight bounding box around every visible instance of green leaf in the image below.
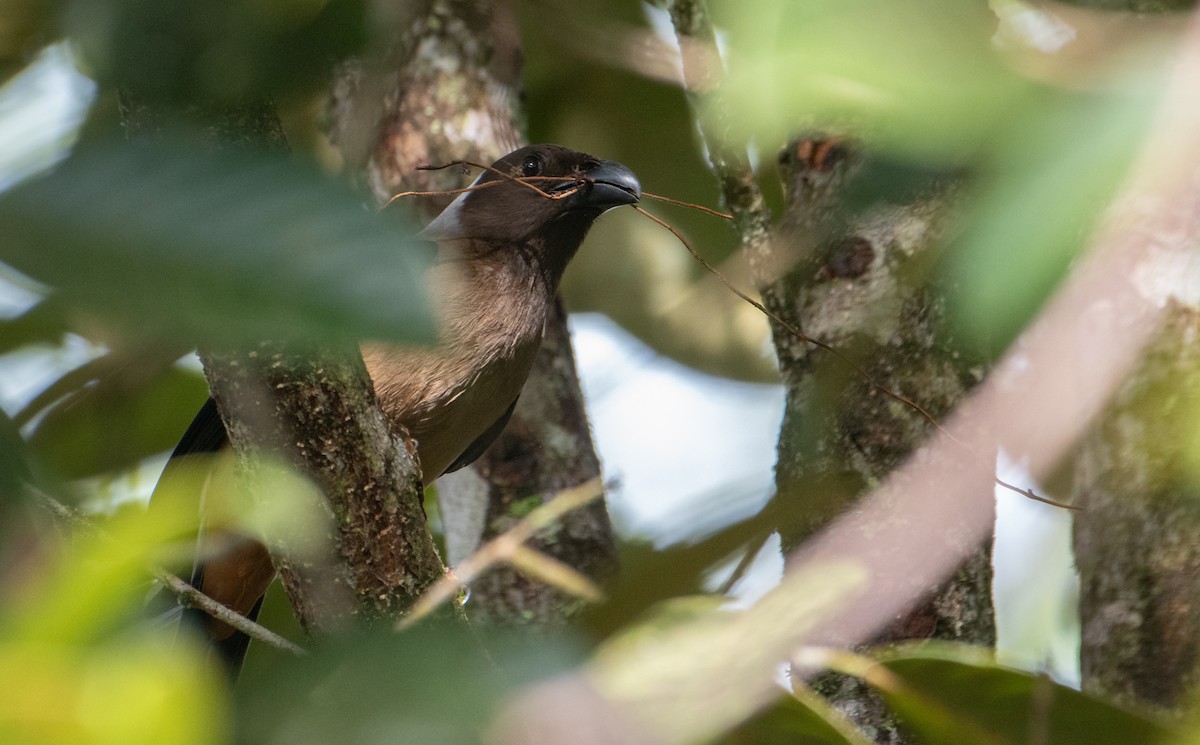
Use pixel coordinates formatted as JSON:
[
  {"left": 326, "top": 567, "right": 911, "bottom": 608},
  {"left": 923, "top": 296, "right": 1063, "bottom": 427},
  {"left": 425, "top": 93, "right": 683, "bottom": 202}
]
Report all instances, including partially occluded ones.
[
  {"left": 0, "top": 138, "right": 435, "bottom": 348},
  {"left": 716, "top": 0, "right": 1029, "bottom": 162},
  {"left": 0, "top": 408, "right": 32, "bottom": 502},
  {"left": 873, "top": 644, "right": 1175, "bottom": 745},
  {"left": 942, "top": 86, "right": 1158, "bottom": 350},
  {"left": 0, "top": 634, "right": 231, "bottom": 745},
  {"left": 0, "top": 298, "right": 71, "bottom": 353},
  {"left": 0, "top": 0, "right": 63, "bottom": 86},
  {"left": 0, "top": 491, "right": 230, "bottom": 744},
  {"left": 235, "top": 627, "right": 583, "bottom": 745},
  {"left": 589, "top": 562, "right": 867, "bottom": 744},
  {"left": 1, "top": 491, "right": 200, "bottom": 643},
  {"left": 64, "top": 0, "right": 365, "bottom": 103},
  {"left": 26, "top": 360, "right": 208, "bottom": 478},
  {"left": 722, "top": 691, "right": 873, "bottom": 745}
]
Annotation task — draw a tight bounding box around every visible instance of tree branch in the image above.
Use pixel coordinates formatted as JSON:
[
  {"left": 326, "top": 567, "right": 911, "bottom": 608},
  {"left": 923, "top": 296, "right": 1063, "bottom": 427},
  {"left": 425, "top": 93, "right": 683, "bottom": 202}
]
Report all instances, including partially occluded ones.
[
  {"left": 30, "top": 486, "right": 306, "bottom": 656},
  {"left": 667, "top": 0, "right": 774, "bottom": 288}
]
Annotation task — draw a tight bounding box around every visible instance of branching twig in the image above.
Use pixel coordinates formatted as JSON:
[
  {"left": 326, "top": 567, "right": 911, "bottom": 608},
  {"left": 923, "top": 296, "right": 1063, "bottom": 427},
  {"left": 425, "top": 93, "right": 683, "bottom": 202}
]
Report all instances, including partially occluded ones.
[{"left": 397, "top": 476, "right": 606, "bottom": 630}]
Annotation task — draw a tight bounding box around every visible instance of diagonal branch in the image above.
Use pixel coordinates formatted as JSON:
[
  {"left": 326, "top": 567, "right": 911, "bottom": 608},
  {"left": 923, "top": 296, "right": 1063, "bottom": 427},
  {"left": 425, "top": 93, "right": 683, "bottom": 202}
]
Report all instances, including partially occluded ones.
[{"left": 30, "top": 486, "right": 306, "bottom": 656}]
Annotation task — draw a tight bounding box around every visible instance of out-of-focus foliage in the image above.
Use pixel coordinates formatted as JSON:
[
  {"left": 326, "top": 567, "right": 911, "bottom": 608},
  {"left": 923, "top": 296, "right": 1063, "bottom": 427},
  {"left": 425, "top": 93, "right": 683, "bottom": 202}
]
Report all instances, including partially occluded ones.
[
  {"left": 716, "top": 1, "right": 1026, "bottom": 163},
  {"left": 234, "top": 627, "right": 582, "bottom": 745},
  {"left": 0, "top": 300, "right": 70, "bottom": 354},
  {"left": 872, "top": 644, "right": 1174, "bottom": 744},
  {"left": 520, "top": 0, "right": 783, "bottom": 383},
  {"left": 0, "top": 0, "right": 62, "bottom": 84},
  {"left": 0, "top": 1, "right": 1196, "bottom": 744},
  {"left": 588, "top": 564, "right": 866, "bottom": 744},
  {"left": 0, "top": 407, "right": 33, "bottom": 500},
  {"left": 0, "top": 139, "right": 434, "bottom": 350},
  {"left": 64, "top": 0, "right": 364, "bottom": 104},
  {"left": 27, "top": 360, "right": 207, "bottom": 479},
  {"left": 0, "top": 499, "right": 230, "bottom": 745},
  {"left": 721, "top": 689, "right": 872, "bottom": 745},
  {"left": 711, "top": 0, "right": 1176, "bottom": 352},
  {"left": 941, "top": 86, "right": 1158, "bottom": 345},
  {"left": 150, "top": 451, "right": 333, "bottom": 570}
]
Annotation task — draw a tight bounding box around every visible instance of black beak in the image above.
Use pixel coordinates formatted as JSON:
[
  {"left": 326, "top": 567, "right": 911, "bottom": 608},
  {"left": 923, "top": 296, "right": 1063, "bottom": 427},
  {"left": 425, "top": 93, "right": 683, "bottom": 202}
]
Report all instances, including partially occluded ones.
[{"left": 567, "top": 160, "right": 640, "bottom": 211}]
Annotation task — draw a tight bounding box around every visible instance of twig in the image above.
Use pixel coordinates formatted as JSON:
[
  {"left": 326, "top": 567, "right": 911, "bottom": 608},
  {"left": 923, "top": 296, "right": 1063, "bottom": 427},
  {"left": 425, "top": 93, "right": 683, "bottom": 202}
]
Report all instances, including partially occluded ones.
[
  {"left": 641, "top": 192, "right": 733, "bottom": 219},
  {"left": 397, "top": 476, "right": 606, "bottom": 630},
  {"left": 715, "top": 531, "right": 771, "bottom": 596},
  {"left": 154, "top": 568, "right": 306, "bottom": 656},
  {"left": 30, "top": 486, "right": 307, "bottom": 656},
  {"left": 383, "top": 178, "right": 506, "bottom": 206},
  {"left": 414, "top": 160, "right": 582, "bottom": 201}
]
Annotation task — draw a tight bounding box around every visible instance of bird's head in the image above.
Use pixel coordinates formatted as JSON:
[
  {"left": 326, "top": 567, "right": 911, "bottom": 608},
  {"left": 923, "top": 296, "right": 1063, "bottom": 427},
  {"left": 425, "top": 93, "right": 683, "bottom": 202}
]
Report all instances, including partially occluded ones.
[{"left": 420, "top": 144, "right": 640, "bottom": 249}]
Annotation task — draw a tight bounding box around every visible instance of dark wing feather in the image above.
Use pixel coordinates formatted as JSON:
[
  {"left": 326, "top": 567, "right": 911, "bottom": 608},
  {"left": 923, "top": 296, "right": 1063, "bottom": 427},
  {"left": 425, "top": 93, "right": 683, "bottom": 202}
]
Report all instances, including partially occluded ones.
[
  {"left": 151, "top": 397, "right": 264, "bottom": 678},
  {"left": 164, "top": 396, "right": 228, "bottom": 458},
  {"left": 441, "top": 396, "right": 518, "bottom": 476}
]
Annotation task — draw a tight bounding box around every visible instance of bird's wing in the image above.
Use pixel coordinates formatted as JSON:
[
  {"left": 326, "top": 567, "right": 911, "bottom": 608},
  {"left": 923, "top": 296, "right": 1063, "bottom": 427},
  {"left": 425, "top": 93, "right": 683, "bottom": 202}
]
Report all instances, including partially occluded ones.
[
  {"left": 152, "top": 397, "right": 274, "bottom": 679},
  {"left": 441, "top": 396, "right": 518, "bottom": 476},
  {"left": 165, "top": 396, "right": 228, "bottom": 458}
]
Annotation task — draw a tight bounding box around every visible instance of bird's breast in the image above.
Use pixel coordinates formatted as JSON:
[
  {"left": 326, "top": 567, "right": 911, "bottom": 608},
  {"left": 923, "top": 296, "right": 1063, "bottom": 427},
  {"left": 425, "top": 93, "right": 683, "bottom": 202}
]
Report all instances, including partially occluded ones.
[{"left": 361, "top": 255, "right": 553, "bottom": 483}]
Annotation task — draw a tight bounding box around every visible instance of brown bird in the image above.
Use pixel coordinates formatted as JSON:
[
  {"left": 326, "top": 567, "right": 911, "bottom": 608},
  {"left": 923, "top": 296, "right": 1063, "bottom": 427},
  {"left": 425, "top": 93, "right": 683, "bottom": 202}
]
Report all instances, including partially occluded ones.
[{"left": 156, "top": 144, "right": 639, "bottom": 674}]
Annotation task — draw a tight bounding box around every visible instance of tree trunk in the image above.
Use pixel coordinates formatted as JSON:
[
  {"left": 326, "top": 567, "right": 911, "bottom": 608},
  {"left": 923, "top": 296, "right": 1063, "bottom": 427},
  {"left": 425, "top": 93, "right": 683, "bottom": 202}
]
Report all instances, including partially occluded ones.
[
  {"left": 1061, "top": 0, "right": 1200, "bottom": 718},
  {"left": 665, "top": 0, "right": 995, "bottom": 737},
  {"left": 770, "top": 138, "right": 995, "bottom": 742},
  {"left": 1074, "top": 303, "right": 1200, "bottom": 713}
]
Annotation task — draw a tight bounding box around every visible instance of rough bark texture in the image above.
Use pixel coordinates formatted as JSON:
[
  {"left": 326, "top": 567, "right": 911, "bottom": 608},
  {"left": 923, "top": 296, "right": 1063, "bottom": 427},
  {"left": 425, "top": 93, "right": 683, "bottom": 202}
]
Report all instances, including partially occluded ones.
[
  {"left": 1074, "top": 304, "right": 1200, "bottom": 714},
  {"left": 121, "top": 95, "right": 443, "bottom": 632},
  {"left": 327, "top": 0, "right": 616, "bottom": 625},
  {"left": 771, "top": 138, "right": 995, "bottom": 743},
  {"left": 202, "top": 344, "right": 441, "bottom": 631}
]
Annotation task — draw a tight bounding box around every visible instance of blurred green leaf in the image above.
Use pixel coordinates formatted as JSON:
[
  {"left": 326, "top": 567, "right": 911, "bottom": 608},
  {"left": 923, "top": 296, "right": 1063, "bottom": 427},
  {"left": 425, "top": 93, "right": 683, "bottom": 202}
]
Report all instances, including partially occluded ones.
[
  {"left": 716, "top": 0, "right": 1028, "bottom": 162},
  {"left": 0, "top": 298, "right": 70, "bottom": 353},
  {"left": 943, "top": 86, "right": 1158, "bottom": 349},
  {"left": 722, "top": 692, "right": 872, "bottom": 745},
  {"left": 64, "top": 0, "right": 364, "bottom": 103},
  {"left": 235, "top": 626, "right": 582, "bottom": 745},
  {"left": 0, "top": 490, "right": 229, "bottom": 744},
  {"left": 0, "top": 139, "right": 435, "bottom": 348},
  {"left": 150, "top": 450, "right": 333, "bottom": 571},
  {"left": 0, "top": 0, "right": 62, "bottom": 85},
  {"left": 0, "top": 407, "right": 32, "bottom": 501},
  {"left": 874, "top": 644, "right": 1175, "bottom": 745},
  {"left": 0, "top": 634, "right": 231, "bottom": 745},
  {"left": 1, "top": 493, "right": 200, "bottom": 643},
  {"left": 589, "top": 561, "right": 866, "bottom": 745},
  {"left": 27, "top": 360, "right": 207, "bottom": 478}
]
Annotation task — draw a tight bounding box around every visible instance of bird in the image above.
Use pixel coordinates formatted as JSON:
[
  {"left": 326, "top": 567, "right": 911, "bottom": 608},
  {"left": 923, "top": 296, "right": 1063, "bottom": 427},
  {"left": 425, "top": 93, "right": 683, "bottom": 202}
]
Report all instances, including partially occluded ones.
[{"left": 155, "top": 144, "right": 640, "bottom": 675}]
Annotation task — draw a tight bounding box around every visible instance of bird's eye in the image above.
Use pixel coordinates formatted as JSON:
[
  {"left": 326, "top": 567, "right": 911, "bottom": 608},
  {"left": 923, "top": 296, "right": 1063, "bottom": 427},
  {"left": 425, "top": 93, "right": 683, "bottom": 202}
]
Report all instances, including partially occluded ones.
[{"left": 521, "top": 155, "right": 543, "bottom": 178}]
